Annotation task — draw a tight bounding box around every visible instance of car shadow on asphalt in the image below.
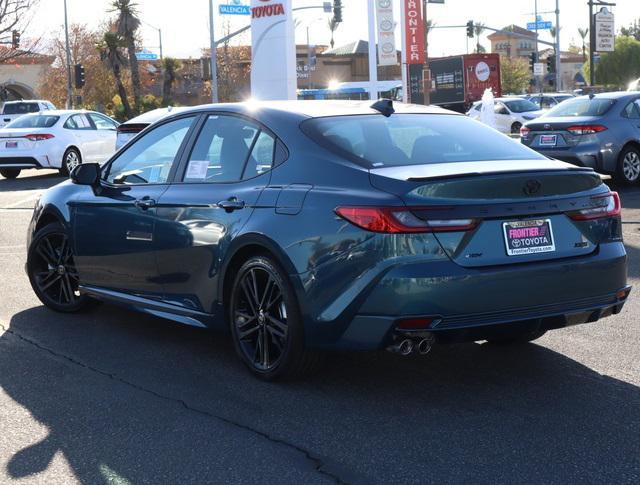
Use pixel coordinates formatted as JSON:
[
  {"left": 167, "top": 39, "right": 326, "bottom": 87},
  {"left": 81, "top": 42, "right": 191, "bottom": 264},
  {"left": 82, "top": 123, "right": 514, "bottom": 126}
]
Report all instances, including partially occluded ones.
[
  {"left": 0, "top": 172, "right": 65, "bottom": 192},
  {"left": 1, "top": 304, "right": 639, "bottom": 483}
]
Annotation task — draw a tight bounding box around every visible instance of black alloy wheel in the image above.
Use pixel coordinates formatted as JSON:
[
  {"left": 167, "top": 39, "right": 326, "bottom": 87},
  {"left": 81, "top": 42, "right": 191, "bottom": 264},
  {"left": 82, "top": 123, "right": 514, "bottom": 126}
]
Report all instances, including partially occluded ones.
[
  {"left": 27, "top": 223, "right": 93, "bottom": 313},
  {"left": 229, "top": 256, "right": 319, "bottom": 380}
]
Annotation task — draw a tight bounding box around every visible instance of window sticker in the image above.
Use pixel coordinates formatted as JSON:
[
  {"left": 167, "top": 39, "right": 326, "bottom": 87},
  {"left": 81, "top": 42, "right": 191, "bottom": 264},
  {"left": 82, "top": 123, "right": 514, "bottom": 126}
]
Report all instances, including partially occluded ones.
[{"left": 185, "top": 160, "right": 210, "bottom": 180}]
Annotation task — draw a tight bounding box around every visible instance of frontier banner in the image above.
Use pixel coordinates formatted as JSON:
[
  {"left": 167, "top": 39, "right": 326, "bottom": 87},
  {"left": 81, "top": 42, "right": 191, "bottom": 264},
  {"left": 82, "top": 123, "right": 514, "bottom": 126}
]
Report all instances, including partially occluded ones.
[
  {"left": 404, "top": 0, "right": 425, "bottom": 65},
  {"left": 376, "top": 0, "right": 397, "bottom": 66}
]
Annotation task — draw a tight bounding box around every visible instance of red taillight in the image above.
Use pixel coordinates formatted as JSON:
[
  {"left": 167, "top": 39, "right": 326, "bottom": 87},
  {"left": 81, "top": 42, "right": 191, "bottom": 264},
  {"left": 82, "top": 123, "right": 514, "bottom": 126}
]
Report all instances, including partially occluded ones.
[
  {"left": 566, "top": 125, "right": 607, "bottom": 136},
  {"left": 568, "top": 192, "right": 621, "bottom": 221},
  {"left": 396, "top": 317, "right": 436, "bottom": 330},
  {"left": 335, "top": 207, "right": 477, "bottom": 233},
  {"left": 25, "top": 133, "right": 54, "bottom": 141},
  {"left": 520, "top": 126, "right": 531, "bottom": 137}
]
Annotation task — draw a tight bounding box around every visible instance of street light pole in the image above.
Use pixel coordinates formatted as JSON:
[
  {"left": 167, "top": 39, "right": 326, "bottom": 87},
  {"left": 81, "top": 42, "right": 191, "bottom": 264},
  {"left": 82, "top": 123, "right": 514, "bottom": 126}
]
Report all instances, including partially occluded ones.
[
  {"left": 367, "top": 0, "right": 377, "bottom": 101},
  {"left": 158, "top": 28, "right": 163, "bottom": 60},
  {"left": 209, "top": 0, "right": 218, "bottom": 103},
  {"left": 63, "top": 0, "right": 73, "bottom": 109},
  {"left": 555, "top": 0, "right": 561, "bottom": 90}
]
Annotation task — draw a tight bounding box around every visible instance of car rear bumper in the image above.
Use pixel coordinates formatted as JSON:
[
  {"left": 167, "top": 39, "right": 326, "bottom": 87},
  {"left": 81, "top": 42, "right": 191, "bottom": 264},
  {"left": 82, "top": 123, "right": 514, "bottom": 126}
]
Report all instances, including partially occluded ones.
[
  {"left": 0, "top": 155, "right": 47, "bottom": 170},
  {"left": 311, "top": 242, "right": 628, "bottom": 350},
  {"left": 525, "top": 142, "right": 619, "bottom": 174}
]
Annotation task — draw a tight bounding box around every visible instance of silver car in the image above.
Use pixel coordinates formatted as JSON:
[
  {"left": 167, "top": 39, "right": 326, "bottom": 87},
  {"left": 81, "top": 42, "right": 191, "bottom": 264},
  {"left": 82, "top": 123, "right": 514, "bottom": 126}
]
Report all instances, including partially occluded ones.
[{"left": 521, "top": 92, "right": 640, "bottom": 184}]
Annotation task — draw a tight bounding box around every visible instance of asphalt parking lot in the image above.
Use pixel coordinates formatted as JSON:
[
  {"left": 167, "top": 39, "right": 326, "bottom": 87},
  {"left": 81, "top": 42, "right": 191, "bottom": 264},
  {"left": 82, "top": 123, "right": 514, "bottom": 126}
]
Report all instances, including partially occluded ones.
[{"left": 1, "top": 170, "right": 639, "bottom": 484}]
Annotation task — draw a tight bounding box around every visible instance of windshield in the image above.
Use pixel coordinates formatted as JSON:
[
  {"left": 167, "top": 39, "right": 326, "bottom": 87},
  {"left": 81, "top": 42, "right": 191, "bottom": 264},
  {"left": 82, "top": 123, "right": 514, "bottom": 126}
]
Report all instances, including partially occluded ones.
[
  {"left": 6, "top": 114, "right": 60, "bottom": 128},
  {"left": 2, "top": 102, "right": 40, "bottom": 115},
  {"left": 503, "top": 99, "right": 539, "bottom": 113},
  {"left": 545, "top": 97, "right": 615, "bottom": 117},
  {"left": 301, "top": 114, "right": 546, "bottom": 168}
]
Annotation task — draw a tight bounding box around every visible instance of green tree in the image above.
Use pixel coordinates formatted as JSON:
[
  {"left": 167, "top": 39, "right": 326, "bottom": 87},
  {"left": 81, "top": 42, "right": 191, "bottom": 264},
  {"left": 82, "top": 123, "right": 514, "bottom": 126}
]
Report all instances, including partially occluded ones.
[
  {"left": 588, "top": 35, "right": 640, "bottom": 88},
  {"left": 327, "top": 16, "right": 339, "bottom": 49},
  {"left": 111, "top": 0, "right": 141, "bottom": 114},
  {"left": 474, "top": 22, "right": 485, "bottom": 53},
  {"left": 577, "top": 27, "right": 589, "bottom": 62},
  {"left": 97, "top": 31, "right": 132, "bottom": 119},
  {"left": 500, "top": 56, "right": 531, "bottom": 94},
  {"left": 620, "top": 19, "right": 640, "bottom": 41},
  {"left": 161, "top": 57, "right": 181, "bottom": 106}
]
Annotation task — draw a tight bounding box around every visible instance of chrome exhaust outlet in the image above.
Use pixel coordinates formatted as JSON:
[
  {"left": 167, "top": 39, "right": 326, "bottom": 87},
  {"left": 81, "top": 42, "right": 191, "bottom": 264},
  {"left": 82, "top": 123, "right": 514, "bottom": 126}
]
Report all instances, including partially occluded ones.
[
  {"left": 417, "top": 338, "right": 432, "bottom": 355},
  {"left": 387, "top": 338, "right": 414, "bottom": 356}
]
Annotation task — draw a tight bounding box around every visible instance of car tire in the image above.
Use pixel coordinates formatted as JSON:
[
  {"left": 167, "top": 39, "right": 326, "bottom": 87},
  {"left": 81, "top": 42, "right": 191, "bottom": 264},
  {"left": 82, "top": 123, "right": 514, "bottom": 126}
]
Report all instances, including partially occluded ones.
[
  {"left": 486, "top": 328, "right": 547, "bottom": 345},
  {"left": 229, "top": 255, "right": 322, "bottom": 381},
  {"left": 27, "top": 222, "right": 95, "bottom": 313},
  {"left": 615, "top": 146, "right": 640, "bottom": 185},
  {"left": 59, "top": 148, "right": 81, "bottom": 177},
  {"left": 510, "top": 122, "right": 522, "bottom": 135},
  {"left": 0, "top": 168, "right": 20, "bottom": 179}
]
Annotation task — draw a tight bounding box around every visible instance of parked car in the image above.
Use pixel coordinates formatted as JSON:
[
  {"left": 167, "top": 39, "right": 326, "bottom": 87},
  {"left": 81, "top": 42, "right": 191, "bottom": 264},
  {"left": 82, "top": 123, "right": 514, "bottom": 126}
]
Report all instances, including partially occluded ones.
[
  {"left": 0, "top": 99, "right": 56, "bottom": 128},
  {"left": 26, "top": 100, "right": 629, "bottom": 380},
  {"left": 525, "top": 92, "right": 575, "bottom": 110},
  {"left": 0, "top": 110, "right": 118, "bottom": 179},
  {"left": 116, "top": 106, "right": 188, "bottom": 150},
  {"left": 467, "top": 97, "right": 545, "bottom": 134},
  {"left": 521, "top": 92, "right": 640, "bottom": 184}
]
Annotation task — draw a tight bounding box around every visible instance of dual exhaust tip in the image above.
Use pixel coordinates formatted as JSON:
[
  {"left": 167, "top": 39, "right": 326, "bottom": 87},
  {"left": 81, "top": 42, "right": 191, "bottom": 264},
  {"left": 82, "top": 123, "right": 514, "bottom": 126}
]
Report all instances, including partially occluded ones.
[{"left": 388, "top": 337, "right": 433, "bottom": 356}]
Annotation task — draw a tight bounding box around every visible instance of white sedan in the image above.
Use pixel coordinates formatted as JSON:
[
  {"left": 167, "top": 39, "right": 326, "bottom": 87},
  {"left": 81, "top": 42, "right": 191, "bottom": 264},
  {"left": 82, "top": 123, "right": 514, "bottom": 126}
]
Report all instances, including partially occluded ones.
[
  {"left": 0, "top": 110, "right": 118, "bottom": 179},
  {"left": 467, "top": 97, "right": 545, "bottom": 135}
]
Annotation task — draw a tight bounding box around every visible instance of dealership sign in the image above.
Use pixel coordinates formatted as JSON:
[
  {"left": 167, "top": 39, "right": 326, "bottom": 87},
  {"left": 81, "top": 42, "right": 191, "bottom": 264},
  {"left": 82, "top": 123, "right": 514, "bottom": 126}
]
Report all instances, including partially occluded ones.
[
  {"left": 594, "top": 7, "right": 615, "bottom": 52},
  {"left": 404, "top": 0, "right": 424, "bottom": 65},
  {"left": 376, "top": 0, "right": 397, "bottom": 66},
  {"left": 250, "top": 0, "right": 296, "bottom": 100}
]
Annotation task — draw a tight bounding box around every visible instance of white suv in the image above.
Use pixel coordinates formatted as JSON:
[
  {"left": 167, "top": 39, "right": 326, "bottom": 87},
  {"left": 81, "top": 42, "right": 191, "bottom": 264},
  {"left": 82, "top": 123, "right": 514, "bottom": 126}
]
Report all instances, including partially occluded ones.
[{"left": 0, "top": 100, "right": 56, "bottom": 128}]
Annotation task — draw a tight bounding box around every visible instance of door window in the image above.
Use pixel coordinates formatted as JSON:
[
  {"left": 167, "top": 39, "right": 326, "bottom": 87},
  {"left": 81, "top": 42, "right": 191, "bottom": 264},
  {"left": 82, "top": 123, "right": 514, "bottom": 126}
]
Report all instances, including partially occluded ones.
[
  {"left": 89, "top": 113, "right": 118, "bottom": 130},
  {"left": 623, "top": 100, "right": 640, "bottom": 119},
  {"left": 244, "top": 130, "right": 275, "bottom": 179},
  {"left": 183, "top": 115, "right": 266, "bottom": 183},
  {"left": 541, "top": 97, "right": 555, "bottom": 109},
  {"left": 104, "top": 116, "right": 194, "bottom": 185},
  {"left": 494, "top": 103, "right": 508, "bottom": 115}
]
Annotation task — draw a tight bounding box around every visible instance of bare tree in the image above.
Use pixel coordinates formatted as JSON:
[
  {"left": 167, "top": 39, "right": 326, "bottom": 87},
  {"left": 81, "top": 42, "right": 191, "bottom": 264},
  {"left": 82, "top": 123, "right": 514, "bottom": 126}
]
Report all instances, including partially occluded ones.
[{"left": 0, "top": 0, "right": 41, "bottom": 62}]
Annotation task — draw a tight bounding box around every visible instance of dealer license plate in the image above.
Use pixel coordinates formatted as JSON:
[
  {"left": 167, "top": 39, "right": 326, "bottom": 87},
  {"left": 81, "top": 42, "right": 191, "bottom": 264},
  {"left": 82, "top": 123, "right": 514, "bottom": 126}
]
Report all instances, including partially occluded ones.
[
  {"left": 539, "top": 134, "right": 557, "bottom": 146},
  {"left": 503, "top": 219, "right": 555, "bottom": 256}
]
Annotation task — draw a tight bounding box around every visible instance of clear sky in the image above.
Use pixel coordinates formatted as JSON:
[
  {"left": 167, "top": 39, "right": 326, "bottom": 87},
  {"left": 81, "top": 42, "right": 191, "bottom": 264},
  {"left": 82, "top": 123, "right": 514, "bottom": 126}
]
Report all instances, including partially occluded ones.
[{"left": 27, "top": 0, "right": 638, "bottom": 59}]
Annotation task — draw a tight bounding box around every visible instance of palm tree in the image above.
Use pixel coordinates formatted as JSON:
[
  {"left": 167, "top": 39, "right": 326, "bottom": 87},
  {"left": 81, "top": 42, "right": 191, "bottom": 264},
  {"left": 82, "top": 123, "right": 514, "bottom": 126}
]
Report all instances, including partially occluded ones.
[
  {"left": 161, "top": 57, "right": 181, "bottom": 106},
  {"left": 578, "top": 27, "right": 589, "bottom": 62},
  {"left": 97, "top": 31, "right": 132, "bottom": 119},
  {"left": 111, "top": 0, "right": 141, "bottom": 115},
  {"left": 474, "top": 22, "right": 485, "bottom": 53},
  {"left": 327, "top": 17, "right": 339, "bottom": 49}
]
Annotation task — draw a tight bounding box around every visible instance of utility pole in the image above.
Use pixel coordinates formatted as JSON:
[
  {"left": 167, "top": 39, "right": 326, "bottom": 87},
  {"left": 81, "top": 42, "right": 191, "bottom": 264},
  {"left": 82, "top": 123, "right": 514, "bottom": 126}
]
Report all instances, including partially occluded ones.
[
  {"left": 158, "top": 28, "right": 163, "bottom": 60},
  {"left": 209, "top": 0, "right": 218, "bottom": 103},
  {"left": 589, "top": 0, "right": 594, "bottom": 86},
  {"left": 63, "top": 0, "right": 73, "bottom": 109},
  {"left": 555, "top": 0, "right": 561, "bottom": 90}
]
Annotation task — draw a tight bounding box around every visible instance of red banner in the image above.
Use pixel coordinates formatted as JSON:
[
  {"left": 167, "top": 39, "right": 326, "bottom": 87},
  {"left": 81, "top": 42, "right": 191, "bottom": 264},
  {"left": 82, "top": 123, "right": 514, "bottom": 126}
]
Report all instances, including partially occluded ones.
[{"left": 404, "top": 0, "right": 425, "bottom": 65}]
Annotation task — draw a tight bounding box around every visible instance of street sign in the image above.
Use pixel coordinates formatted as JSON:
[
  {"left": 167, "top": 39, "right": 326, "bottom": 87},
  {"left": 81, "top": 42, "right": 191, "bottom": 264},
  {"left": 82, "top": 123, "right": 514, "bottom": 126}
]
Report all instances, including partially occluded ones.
[
  {"left": 527, "top": 21, "right": 552, "bottom": 30},
  {"left": 533, "top": 62, "right": 545, "bottom": 76},
  {"left": 219, "top": 4, "right": 251, "bottom": 15},
  {"left": 376, "top": 0, "right": 397, "bottom": 66},
  {"left": 595, "top": 7, "right": 615, "bottom": 52},
  {"left": 135, "top": 50, "right": 158, "bottom": 60},
  {"left": 323, "top": 1, "right": 332, "bottom": 13}
]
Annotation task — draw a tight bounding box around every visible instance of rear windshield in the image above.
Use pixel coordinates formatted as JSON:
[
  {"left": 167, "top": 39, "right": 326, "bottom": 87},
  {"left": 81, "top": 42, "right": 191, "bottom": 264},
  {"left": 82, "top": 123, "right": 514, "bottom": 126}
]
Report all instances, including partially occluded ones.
[
  {"left": 6, "top": 114, "right": 60, "bottom": 128},
  {"left": 301, "top": 114, "right": 545, "bottom": 167},
  {"left": 504, "top": 99, "right": 538, "bottom": 113},
  {"left": 545, "top": 97, "right": 615, "bottom": 117},
  {"left": 2, "top": 102, "right": 40, "bottom": 115}
]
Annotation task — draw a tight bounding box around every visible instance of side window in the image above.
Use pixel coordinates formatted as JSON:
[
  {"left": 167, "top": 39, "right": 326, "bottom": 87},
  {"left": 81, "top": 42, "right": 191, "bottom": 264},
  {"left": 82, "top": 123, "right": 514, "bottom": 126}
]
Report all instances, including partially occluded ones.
[
  {"left": 89, "top": 113, "right": 117, "bottom": 130},
  {"left": 529, "top": 96, "right": 541, "bottom": 108},
  {"left": 623, "top": 100, "right": 640, "bottom": 119},
  {"left": 541, "top": 97, "right": 555, "bottom": 109},
  {"left": 105, "top": 116, "right": 194, "bottom": 185},
  {"left": 64, "top": 116, "right": 78, "bottom": 129},
  {"left": 245, "top": 131, "right": 275, "bottom": 179},
  {"left": 183, "top": 115, "right": 260, "bottom": 183},
  {"left": 494, "top": 102, "right": 507, "bottom": 114},
  {"left": 64, "top": 114, "right": 92, "bottom": 130}
]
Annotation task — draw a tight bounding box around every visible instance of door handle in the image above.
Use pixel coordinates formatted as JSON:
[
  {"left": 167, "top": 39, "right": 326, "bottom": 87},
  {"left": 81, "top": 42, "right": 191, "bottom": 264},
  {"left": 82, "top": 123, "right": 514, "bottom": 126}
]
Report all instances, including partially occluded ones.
[
  {"left": 217, "top": 197, "right": 245, "bottom": 212},
  {"left": 134, "top": 197, "right": 156, "bottom": 210}
]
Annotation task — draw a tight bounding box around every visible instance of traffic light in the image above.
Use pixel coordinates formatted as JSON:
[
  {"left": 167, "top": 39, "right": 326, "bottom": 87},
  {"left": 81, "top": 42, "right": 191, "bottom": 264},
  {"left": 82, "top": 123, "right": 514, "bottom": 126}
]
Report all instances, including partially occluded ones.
[
  {"left": 11, "top": 30, "right": 20, "bottom": 49},
  {"left": 333, "top": 0, "right": 342, "bottom": 23},
  {"left": 529, "top": 52, "right": 537, "bottom": 72},
  {"left": 466, "top": 21, "right": 474, "bottom": 38},
  {"left": 546, "top": 55, "right": 556, "bottom": 74},
  {"left": 74, "top": 64, "right": 86, "bottom": 89}
]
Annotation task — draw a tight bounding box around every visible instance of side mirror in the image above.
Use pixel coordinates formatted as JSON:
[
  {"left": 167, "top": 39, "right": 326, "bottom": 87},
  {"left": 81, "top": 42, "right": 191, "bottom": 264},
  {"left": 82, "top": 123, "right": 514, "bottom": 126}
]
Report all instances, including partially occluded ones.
[{"left": 70, "top": 163, "right": 100, "bottom": 186}]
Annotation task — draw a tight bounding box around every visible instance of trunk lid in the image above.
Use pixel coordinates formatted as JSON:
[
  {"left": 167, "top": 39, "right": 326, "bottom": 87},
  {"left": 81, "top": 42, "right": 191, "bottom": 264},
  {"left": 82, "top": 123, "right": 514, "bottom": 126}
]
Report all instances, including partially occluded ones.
[
  {"left": 370, "top": 160, "right": 611, "bottom": 268},
  {"left": 0, "top": 128, "right": 44, "bottom": 151},
  {"left": 522, "top": 115, "right": 605, "bottom": 149}
]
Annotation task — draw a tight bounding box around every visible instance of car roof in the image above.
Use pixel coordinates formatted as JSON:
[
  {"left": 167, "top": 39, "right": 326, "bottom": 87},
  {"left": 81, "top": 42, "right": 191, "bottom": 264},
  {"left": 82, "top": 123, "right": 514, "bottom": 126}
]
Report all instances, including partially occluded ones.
[
  {"left": 161, "top": 100, "right": 453, "bottom": 122},
  {"left": 2, "top": 99, "right": 50, "bottom": 104},
  {"left": 21, "top": 109, "right": 102, "bottom": 116},
  {"left": 583, "top": 91, "right": 639, "bottom": 100},
  {"left": 121, "top": 107, "right": 191, "bottom": 125}
]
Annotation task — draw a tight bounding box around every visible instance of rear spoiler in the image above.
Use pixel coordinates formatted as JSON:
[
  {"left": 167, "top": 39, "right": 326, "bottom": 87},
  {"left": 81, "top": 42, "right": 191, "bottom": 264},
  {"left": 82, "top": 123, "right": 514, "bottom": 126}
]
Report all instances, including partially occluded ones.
[{"left": 405, "top": 167, "right": 596, "bottom": 183}]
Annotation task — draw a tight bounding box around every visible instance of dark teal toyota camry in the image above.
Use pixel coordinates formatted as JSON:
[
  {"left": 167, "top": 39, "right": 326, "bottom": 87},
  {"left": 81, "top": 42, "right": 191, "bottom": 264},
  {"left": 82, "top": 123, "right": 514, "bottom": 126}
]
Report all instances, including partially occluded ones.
[{"left": 26, "top": 100, "right": 630, "bottom": 380}]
